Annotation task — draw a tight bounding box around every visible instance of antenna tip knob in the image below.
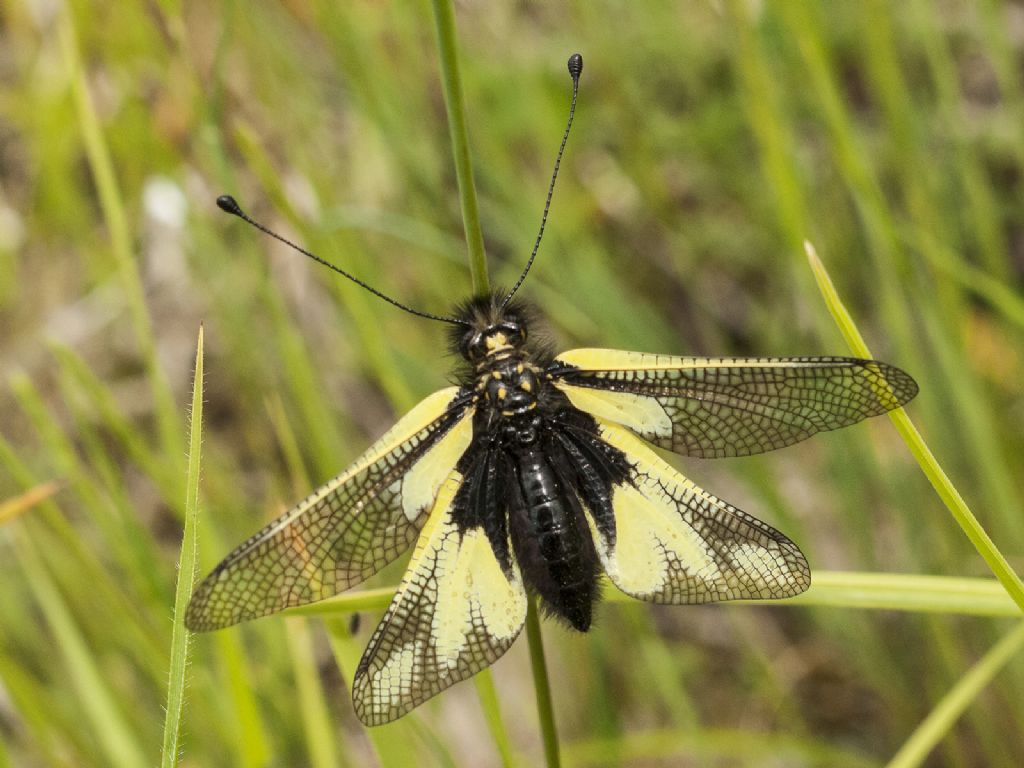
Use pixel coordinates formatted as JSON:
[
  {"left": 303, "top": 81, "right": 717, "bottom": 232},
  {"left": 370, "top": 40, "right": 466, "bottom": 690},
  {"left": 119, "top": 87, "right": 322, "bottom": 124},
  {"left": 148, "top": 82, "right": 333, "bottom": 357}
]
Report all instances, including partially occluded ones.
[
  {"left": 216, "top": 195, "right": 244, "bottom": 217},
  {"left": 568, "top": 53, "right": 583, "bottom": 80}
]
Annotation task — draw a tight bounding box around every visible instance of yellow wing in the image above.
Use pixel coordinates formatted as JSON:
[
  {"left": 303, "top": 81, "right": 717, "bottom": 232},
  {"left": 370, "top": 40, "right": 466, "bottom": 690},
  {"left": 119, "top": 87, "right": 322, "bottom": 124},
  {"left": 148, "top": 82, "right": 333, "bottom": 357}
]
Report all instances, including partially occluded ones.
[
  {"left": 186, "top": 388, "right": 474, "bottom": 632},
  {"left": 352, "top": 472, "right": 527, "bottom": 726},
  {"left": 553, "top": 348, "right": 917, "bottom": 458},
  {"left": 592, "top": 420, "right": 809, "bottom": 603}
]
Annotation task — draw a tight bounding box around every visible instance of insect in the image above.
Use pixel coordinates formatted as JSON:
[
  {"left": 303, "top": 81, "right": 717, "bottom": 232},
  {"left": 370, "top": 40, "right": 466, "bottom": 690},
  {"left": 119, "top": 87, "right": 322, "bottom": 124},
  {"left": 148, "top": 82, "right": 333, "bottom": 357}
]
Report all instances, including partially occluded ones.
[{"left": 186, "top": 54, "right": 918, "bottom": 725}]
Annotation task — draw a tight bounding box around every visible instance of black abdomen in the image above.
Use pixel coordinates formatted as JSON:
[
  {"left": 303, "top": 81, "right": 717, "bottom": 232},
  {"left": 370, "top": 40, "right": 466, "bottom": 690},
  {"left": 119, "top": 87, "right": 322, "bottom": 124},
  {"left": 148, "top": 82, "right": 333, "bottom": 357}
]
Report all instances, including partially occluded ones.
[{"left": 509, "top": 445, "right": 599, "bottom": 631}]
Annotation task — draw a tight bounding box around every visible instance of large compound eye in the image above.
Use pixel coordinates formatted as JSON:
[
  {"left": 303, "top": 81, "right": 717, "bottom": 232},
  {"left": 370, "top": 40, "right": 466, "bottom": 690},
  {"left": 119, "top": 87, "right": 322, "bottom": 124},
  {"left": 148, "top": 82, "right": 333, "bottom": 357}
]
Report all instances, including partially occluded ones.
[
  {"left": 500, "top": 321, "right": 525, "bottom": 344},
  {"left": 461, "top": 331, "right": 487, "bottom": 361}
]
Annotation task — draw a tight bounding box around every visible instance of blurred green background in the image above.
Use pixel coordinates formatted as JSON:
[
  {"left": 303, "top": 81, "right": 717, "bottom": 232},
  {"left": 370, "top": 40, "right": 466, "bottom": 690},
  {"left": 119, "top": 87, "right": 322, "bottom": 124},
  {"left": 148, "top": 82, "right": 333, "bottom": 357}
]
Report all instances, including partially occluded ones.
[{"left": 1, "top": 1, "right": 1023, "bottom": 766}]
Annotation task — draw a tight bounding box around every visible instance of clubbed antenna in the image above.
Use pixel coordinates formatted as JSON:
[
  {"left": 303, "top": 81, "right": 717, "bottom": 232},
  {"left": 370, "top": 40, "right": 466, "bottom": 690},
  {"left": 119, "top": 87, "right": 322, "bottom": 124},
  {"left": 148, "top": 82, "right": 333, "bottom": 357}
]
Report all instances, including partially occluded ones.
[
  {"left": 502, "top": 53, "right": 583, "bottom": 308},
  {"left": 216, "top": 195, "right": 469, "bottom": 327}
]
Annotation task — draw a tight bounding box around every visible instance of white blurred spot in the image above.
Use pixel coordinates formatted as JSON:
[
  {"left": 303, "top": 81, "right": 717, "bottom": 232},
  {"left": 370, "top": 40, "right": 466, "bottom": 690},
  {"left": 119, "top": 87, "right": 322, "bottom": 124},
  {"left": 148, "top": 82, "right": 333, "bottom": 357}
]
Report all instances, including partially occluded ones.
[
  {"left": 143, "top": 176, "right": 188, "bottom": 230},
  {"left": 284, "top": 173, "right": 321, "bottom": 220},
  {"left": 0, "top": 204, "right": 25, "bottom": 252},
  {"left": 24, "top": 0, "right": 61, "bottom": 29},
  {"left": 142, "top": 176, "right": 189, "bottom": 287}
]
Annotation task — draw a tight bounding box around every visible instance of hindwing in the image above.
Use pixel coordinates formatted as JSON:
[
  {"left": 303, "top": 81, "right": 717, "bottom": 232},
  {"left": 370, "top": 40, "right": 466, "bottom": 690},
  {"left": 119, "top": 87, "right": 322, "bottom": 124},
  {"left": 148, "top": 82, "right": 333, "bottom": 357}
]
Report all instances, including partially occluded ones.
[
  {"left": 552, "top": 348, "right": 918, "bottom": 458},
  {"left": 591, "top": 420, "right": 810, "bottom": 603},
  {"left": 352, "top": 471, "right": 527, "bottom": 725},
  {"left": 186, "top": 388, "right": 473, "bottom": 631}
]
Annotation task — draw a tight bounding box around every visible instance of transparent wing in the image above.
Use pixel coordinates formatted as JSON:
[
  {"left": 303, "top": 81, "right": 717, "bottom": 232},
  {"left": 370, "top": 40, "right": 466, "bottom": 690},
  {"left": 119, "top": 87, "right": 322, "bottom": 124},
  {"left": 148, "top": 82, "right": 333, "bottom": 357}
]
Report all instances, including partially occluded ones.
[
  {"left": 591, "top": 420, "right": 810, "bottom": 603},
  {"left": 352, "top": 472, "right": 527, "bottom": 726},
  {"left": 186, "top": 388, "right": 474, "bottom": 632},
  {"left": 553, "top": 348, "right": 918, "bottom": 458}
]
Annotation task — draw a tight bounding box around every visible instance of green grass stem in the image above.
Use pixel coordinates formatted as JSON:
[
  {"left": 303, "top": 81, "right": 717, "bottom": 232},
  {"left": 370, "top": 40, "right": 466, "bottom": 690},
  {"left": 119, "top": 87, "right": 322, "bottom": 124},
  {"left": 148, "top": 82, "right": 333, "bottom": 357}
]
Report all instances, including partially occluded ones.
[
  {"left": 323, "top": 618, "right": 417, "bottom": 768},
  {"left": 287, "top": 572, "right": 1019, "bottom": 619},
  {"left": 526, "top": 597, "right": 561, "bottom": 768},
  {"left": 160, "top": 326, "right": 204, "bottom": 768},
  {"left": 267, "top": 397, "right": 347, "bottom": 768},
  {"left": 0, "top": 481, "right": 63, "bottom": 525},
  {"left": 806, "top": 241, "right": 1024, "bottom": 613},
  {"left": 561, "top": 727, "right": 880, "bottom": 768},
  {"left": 885, "top": 620, "right": 1024, "bottom": 768},
  {"left": 428, "top": 2, "right": 528, "bottom": 758},
  {"left": 430, "top": 0, "right": 490, "bottom": 295},
  {"left": 214, "top": 631, "right": 272, "bottom": 767},
  {"left": 15, "top": 531, "right": 147, "bottom": 768},
  {"left": 55, "top": 4, "right": 182, "bottom": 462},
  {"left": 473, "top": 670, "right": 517, "bottom": 768},
  {"left": 284, "top": 619, "right": 342, "bottom": 768},
  {"left": 772, "top": 571, "right": 1019, "bottom": 616}
]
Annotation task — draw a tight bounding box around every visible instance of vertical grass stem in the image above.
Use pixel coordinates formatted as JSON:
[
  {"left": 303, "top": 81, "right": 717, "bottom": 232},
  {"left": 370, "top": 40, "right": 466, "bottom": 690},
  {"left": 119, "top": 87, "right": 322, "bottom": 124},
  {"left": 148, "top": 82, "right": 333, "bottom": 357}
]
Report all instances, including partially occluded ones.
[
  {"left": 428, "top": 2, "right": 539, "bottom": 759},
  {"left": 885, "top": 621, "right": 1024, "bottom": 768},
  {"left": 430, "top": 0, "right": 490, "bottom": 296},
  {"left": 526, "top": 597, "right": 561, "bottom": 768}
]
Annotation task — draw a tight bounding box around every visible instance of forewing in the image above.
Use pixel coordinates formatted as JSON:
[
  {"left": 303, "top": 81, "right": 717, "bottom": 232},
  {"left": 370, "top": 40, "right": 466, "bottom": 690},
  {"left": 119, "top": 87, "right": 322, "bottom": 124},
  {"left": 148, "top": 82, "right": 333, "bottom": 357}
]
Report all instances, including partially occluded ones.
[
  {"left": 553, "top": 348, "right": 918, "bottom": 458},
  {"left": 186, "top": 388, "right": 474, "bottom": 631},
  {"left": 592, "top": 420, "right": 809, "bottom": 603},
  {"left": 352, "top": 472, "right": 527, "bottom": 726}
]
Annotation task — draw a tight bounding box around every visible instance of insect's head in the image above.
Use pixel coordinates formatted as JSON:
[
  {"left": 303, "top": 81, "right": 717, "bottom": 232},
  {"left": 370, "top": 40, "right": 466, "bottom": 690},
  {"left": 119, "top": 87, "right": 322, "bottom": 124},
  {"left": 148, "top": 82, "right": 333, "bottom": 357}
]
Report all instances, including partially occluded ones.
[
  {"left": 452, "top": 293, "right": 531, "bottom": 363},
  {"left": 461, "top": 320, "right": 527, "bottom": 363}
]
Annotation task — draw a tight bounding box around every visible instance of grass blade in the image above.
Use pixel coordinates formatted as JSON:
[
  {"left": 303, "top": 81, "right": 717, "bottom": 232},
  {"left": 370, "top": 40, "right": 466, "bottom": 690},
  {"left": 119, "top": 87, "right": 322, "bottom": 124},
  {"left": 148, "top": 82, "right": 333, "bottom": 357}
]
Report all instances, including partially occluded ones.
[
  {"left": 885, "top": 621, "right": 1024, "bottom": 768},
  {"left": 267, "top": 396, "right": 345, "bottom": 768},
  {"left": 473, "top": 669, "right": 517, "bottom": 768},
  {"left": 0, "top": 481, "right": 64, "bottom": 525},
  {"left": 55, "top": 3, "right": 182, "bottom": 462},
  {"left": 763, "top": 571, "right": 1018, "bottom": 617},
  {"left": 323, "top": 618, "right": 418, "bottom": 768},
  {"left": 430, "top": 0, "right": 489, "bottom": 295},
  {"left": 15, "top": 530, "right": 148, "bottom": 768},
  {"left": 805, "top": 241, "right": 1024, "bottom": 612},
  {"left": 284, "top": 618, "right": 341, "bottom": 768},
  {"left": 160, "top": 325, "right": 205, "bottom": 768},
  {"left": 287, "top": 571, "right": 1019, "bottom": 618},
  {"left": 526, "top": 597, "right": 561, "bottom": 768},
  {"left": 562, "top": 727, "right": 881, "bottom": 768}
]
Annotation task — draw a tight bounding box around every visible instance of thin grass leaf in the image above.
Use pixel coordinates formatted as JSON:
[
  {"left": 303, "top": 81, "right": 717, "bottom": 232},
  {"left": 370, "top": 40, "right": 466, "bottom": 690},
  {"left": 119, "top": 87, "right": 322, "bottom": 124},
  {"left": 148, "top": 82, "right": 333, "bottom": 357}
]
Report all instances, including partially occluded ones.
[
  {"left": 323, "top": 618, "right": 417, "bottom": 768},
  {"left": 287, "top": 587, "right": 397, "bottom": 615},
  {"left": 805, "top": 241, "right": 1024, "bottom": 613},
  {"left": 427, "top": 4, "right": 526, "bottom": 761},
  {"left": 160, "top": 325, "right": 205, "bottom": 768},
  {"left": 901, "top": 227, "right": 1024, "bottom": 332},
  {"left": 55, "top": 4, "right": 182, "bottom": 463},
  {"left": 49, "top": 344, "right": 181, "bottom": 508},
  {"left": 526, "top": 597, "right": 561, "bottom": 768},
  {"left": 0, "top": 481, "right": 64, "bottom": 525},
  {"left": 473, "top": 670, "right": 517, "bottom": 768},
  {"left": 767, "top": 571, "right": 1019, "bottom": 617},
  {"left": 284, "top": 619, "right": 342, "bottom": 768},
  {"left": 266, "top": 395, "right": 348, "bottom": 768},
  {"left": 0, "top": 420, "right": 170, "bottom": 677},
  {"left": 430, "top": 0, "right": 489, "bottom": 295},
  {"left": 562, "top": 727, "right": 881, "bottom": 768},
  {"left": 0, "top": 655, "right": 70, "bottom": 765},
  {"left": 14, "top": 531, "right": 148, "bottom": 768},
  {"left": 885, "top": 620, "right": 1024, "bottom": 768},
  {"left": 214, "top": 631, "right": 273, "bottom": 767},
  {"left": 286, "top": 571, "right": 1019, "bottom": 619},
  {"left": 7, "top": 373, "right": 172, "bottom": 607}
]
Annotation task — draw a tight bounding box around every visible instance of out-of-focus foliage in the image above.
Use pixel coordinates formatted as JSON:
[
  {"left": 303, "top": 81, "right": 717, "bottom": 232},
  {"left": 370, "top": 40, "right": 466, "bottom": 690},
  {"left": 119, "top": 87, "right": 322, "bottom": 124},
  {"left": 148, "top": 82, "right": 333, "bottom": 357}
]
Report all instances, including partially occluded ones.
[{"left": 1, "top": 1, "right": 1022, "bottom": 765}]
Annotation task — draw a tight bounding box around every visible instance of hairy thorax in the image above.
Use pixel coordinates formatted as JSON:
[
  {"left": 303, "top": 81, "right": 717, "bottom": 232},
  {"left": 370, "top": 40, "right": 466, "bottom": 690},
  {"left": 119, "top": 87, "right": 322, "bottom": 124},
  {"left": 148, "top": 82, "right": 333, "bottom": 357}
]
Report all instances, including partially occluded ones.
[{"left": 475, "top": 351, "right": 545, "bottom": 420}]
